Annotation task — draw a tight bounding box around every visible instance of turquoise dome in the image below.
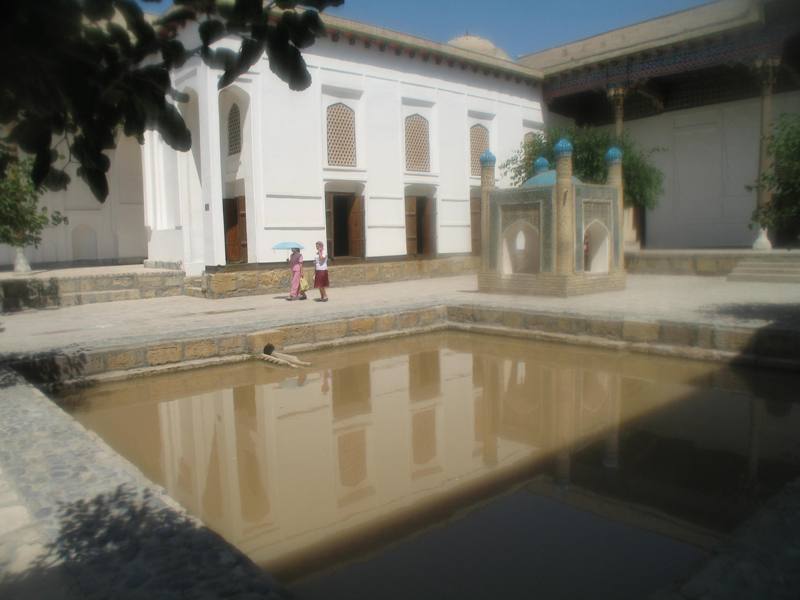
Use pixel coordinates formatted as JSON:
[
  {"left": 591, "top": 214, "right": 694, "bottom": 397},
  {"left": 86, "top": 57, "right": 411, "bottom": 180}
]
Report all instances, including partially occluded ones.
[
  {"left": 554, "top": 138, "right": 573, "bottom": 157},
  {"left": 479, "top": 149, "right": 496, "bottom": 166},
  {"left": 533, "top": 156, "right": 549, "bottom": 173},
  {"left": 522, "top": 170, "right": 582, "bottom": 187},
  {"left": 605, "top": 146, "right": 623, "bottom": 163}
]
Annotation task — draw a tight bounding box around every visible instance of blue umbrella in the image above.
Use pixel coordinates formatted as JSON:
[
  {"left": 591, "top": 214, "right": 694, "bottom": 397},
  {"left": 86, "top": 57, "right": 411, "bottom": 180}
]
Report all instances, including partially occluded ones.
[{"left": 272, "top": 241, "right": 304, "bottom": 250}]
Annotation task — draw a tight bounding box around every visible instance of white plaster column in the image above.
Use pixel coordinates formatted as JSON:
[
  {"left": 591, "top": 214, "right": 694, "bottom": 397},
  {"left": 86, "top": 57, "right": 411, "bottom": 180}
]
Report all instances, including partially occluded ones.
[
  {"left": 198, "top": 65, "right": 227, "bottom": 267},
  {"left": 245, "top": 79, "right": 265, "bottom": 264}
]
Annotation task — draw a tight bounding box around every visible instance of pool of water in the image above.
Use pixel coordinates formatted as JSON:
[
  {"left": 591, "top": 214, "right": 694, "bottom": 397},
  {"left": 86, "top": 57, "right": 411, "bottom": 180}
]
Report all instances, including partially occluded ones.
[{"left": 61, "top": 332, "right": 800, "bottom": 599}]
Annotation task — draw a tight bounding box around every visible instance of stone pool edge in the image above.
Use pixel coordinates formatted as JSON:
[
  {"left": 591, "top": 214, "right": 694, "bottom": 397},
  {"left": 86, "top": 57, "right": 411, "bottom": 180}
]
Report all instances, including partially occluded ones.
[
  {"left": 6, "top": 304, "right": 798, "bottom": 389},
  {"left": 0, "top": 368, "right": 288, "bottom": 598}
]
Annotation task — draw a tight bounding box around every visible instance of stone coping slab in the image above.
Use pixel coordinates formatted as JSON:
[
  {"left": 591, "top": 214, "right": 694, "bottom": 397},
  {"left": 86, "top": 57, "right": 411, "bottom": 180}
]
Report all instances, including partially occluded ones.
[
  {"left": 4, "top": 302, "right": 799, "bottom": 390},
  {"left": 0, "top": 369, "right": 286, "bottom": 599},
  {"left": 2, "top": 275, "right": 799, "bottom": 356}
]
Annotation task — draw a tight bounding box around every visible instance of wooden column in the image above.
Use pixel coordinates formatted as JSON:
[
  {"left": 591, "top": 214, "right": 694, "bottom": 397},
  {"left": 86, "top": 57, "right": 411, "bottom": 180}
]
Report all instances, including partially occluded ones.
[
  {"left": 607, "top": 85, "right": 627, "bottom": 140},
  {"left": 606, "top": 147, "right": 624, "bottom": 272},
  {"left": 479, "top": 150, "right": 496, "bottom": 272}
]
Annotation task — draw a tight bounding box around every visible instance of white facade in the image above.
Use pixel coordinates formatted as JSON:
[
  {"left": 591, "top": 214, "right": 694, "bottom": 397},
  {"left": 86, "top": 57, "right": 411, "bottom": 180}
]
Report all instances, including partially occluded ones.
[
  {"left": 0, "top": 135, "right": 146, "bottom": 267},
  {"left": 625, "top": 90, "right": 800, "bottom": 249},
  {"left": 137, "top": 27, "right": 542, "bottom": 275}
]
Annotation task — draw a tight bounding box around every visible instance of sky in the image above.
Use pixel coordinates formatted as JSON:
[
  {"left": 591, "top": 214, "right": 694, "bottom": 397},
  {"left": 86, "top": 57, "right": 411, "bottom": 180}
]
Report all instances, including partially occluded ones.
[{"left": 137, "top": 0, "right": 714, "bottom": 58}]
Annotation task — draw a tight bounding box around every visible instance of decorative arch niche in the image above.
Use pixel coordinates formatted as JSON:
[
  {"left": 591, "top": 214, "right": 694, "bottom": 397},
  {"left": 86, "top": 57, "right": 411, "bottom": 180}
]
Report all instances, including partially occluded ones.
[
  {"left": 584, "top": 220, "right": 610, "bottom": 274},
  {"left": 501, "top": 220, "right": 540, "bottom": 275}
]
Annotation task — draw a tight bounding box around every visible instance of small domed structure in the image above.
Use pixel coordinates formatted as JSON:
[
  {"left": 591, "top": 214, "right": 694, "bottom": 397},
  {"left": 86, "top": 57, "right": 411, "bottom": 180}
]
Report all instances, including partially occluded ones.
[{"left": 447, "top": 35, "right": 511, "bottom": 61}]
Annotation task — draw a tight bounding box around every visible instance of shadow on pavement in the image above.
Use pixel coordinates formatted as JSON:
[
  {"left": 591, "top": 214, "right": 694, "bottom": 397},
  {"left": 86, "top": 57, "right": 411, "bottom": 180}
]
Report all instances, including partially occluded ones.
[{"left": 0, "top": 486, "right": 285, "bottom": 600}]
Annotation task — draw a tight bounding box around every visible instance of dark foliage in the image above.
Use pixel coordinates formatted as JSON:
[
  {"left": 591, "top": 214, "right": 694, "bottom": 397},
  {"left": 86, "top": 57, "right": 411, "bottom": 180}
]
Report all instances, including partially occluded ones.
[{"left": 1, "top": 0, "right": 343, "bottom": 201}]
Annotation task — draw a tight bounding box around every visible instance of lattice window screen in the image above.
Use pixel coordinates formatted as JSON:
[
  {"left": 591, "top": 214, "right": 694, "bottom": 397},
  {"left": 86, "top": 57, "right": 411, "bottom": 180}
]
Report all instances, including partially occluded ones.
[
  {"left": 405, "top": 114, "right": 430, "bottom": 172},
  {"left": 227, "top": 104, "right": 242, "bottom": 156},
  {"left": 470, "top": 124, "right": 489, "bottom": 176},
  {"left": 327, "top": 103, "right": 357, "bottom": 167}
]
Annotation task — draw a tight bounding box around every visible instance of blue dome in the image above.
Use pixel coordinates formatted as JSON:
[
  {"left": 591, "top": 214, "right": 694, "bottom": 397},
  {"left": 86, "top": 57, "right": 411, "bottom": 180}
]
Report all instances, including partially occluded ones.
[
  {"left": 605, "top": 146, "right": 623, "bottom": 163},
  {"left": 533, "top": 156, "right": 550, "bottom": 173},
  {"left": 554, "top": 138, "right": 573, "bottom": 157},
  {"left": 479, "top": 149, "right": 496, "bottom": 166},
  {"left": 522, "top": 169, "right": 582, "bottom": 187}
]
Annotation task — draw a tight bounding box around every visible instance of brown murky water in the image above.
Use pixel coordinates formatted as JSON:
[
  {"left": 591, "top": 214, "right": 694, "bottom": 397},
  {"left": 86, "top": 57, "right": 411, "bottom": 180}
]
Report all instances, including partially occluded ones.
[{"left": 62, "top": 332, "right": 800, "bottom": 598}]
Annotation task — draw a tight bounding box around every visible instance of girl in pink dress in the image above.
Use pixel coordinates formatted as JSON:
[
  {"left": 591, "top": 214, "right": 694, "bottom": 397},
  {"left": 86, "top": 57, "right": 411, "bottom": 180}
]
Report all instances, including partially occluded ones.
[{"left": 287, "top": 247, "right": 305, "bottom": 300}]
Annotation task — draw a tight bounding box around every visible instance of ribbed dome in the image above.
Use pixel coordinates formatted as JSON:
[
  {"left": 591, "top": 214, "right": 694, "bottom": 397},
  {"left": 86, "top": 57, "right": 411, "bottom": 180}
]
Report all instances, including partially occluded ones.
[{"left": 447, "top": 35, "right": 511, "bottom": 61}]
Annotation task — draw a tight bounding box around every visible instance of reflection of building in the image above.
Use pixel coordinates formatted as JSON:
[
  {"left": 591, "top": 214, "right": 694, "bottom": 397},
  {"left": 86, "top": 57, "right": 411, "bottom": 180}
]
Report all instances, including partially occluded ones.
[{"left": 70, "top": 334, "right": 800, "bottom": 574}]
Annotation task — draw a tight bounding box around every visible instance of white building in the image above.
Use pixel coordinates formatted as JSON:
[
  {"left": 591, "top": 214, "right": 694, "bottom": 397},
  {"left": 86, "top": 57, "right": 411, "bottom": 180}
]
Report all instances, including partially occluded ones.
[{"left": 1, "top": 16, "right": 544, "bottom": 275}]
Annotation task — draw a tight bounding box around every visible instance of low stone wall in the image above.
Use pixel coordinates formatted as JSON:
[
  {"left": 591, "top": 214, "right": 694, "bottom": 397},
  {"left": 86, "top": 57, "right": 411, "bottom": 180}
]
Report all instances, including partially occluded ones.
[
  {"left": 1, "top": 272, "right": 184, "bottom": 313},
  {"left": 8, "top": 301, "right": 798, "bottom": 387},
  {"left": 200, "top": 255, "right": 479, "bottom": 298},
  {"left": 478, "top": 271, "right": 626, "bottom": 297},
  {"left": 624, "top": 251, "right": 748, "bottom": 276}
]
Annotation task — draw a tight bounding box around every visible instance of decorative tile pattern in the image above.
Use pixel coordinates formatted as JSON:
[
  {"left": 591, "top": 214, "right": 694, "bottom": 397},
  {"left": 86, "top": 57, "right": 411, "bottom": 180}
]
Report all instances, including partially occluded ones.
[
  {"left": 490, "top": 188, "right": 555, "bottom": 273},
  {"left": 405, "top": 114, "right": 430, "bottom": 173},
  {"left": 470, "top": 124, "right": 489, "bottom": 177},
  {"left": 327, "top": 103, "right": 357, "bottom": 167},
  {"left": 574, "top": 184, "right": 619, "bottom": 271}
]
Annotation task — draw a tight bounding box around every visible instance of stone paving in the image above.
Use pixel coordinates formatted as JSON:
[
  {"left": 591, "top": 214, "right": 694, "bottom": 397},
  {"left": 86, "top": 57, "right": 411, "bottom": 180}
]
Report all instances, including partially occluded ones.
[
  {"left": 0, "top": 369, "right": 286, "bottom": 599},
  {"left": 0, "top": 273, "right": 799, "bottom": 598},
  {"left": 1, "top": 274, "right": 799, "bottom": 356}
]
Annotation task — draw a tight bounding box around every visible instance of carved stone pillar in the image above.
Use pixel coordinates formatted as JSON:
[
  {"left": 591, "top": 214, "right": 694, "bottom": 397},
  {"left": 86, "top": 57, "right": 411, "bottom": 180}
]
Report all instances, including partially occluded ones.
[
  {"left": 479, "top": 149, "right": 496, "bottom": 272},
  {"left": 753, "top": 57, "right": 780, "bottom": 251},
  {"left": 554, "top": 138, "right": 574, "bottom": 276}
]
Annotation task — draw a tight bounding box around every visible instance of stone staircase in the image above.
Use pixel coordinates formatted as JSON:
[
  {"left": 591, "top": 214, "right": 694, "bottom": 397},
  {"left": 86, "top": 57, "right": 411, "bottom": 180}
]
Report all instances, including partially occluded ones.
[{"left": 727, "top": 254, "right": 800, "bottom": 284}]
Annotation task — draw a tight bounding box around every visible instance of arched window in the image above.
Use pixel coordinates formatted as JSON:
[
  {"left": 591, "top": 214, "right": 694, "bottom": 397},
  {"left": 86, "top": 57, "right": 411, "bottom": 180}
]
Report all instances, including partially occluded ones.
[
  {"left": 227, "top": 104, "right": 242, "bottom": 156},
  {"left": 405, "top": 114, "right": 430, "bottom": 172},
  {"left": 327, "top": 103, "right": 356, "bottom": 167},
  {"left": 470, "top": 124, "right": 489, "bottom": 176}
]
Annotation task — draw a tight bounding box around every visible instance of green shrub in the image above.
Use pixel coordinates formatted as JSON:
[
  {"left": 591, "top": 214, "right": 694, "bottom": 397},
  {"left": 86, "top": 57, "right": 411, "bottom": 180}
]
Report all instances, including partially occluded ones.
[{"left": 500, "top": 126, "right": 664, "bottom": 209}]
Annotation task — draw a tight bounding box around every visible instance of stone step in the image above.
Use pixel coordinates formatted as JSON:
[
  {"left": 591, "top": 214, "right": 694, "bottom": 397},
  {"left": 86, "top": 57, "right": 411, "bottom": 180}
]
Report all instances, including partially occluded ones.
[
  {"left": 61, "top": 289, "right": 142, "bottom": 306},
  {"left": 731, "top": 265, "right": 800, "bottom": 275},
  {"left": 727, "top": 273, "right": 800, "bottom": 284},
  {"left": 184, "top": 286, "right": 205, "bottom": 298}
]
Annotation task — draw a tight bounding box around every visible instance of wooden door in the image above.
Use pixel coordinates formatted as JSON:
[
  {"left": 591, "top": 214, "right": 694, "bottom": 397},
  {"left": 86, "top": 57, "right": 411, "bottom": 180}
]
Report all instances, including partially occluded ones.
[
  {"left": 325, "top": 192, "right": 334, "bottom": 258},
  {"left": 405, "top": 196, "right": 418, "bottom": 255},
  {"left": 470, "top": 196, "right": 481, "bottom": 255},
  {"left": 349, "top": 195, "right": 365, "bottom": 258},
  {"left": 236, "top": 196, "right": 248, "bottom": 260},
  {"left": 224, "top": 196, "right": 247, "bottom": 263},
  {"left": 422, "top": 196, "right": 436, "bottom": 257}
]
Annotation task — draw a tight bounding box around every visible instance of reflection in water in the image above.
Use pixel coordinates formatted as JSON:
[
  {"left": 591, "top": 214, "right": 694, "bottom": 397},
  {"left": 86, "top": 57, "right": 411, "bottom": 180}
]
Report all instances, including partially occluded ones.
[{"left": 64, "top": 332, "right": 800, "bottom": 581}]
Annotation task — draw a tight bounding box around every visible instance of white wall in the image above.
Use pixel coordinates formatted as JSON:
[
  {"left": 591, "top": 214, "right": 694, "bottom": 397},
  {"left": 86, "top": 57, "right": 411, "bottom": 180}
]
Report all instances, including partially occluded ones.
[
  {"left": 625, "top": 90, "right": 800, "bottom": 249},
  {"left": 0, "top": 135, "right": 146, "bottom": 267}
]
